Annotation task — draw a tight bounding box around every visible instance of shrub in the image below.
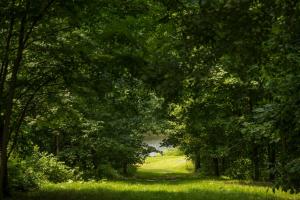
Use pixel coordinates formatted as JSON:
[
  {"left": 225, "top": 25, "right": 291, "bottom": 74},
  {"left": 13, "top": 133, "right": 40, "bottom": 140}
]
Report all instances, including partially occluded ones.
[
  {"left": 125, "top": 165, "right": 137, "bottom": 176},
  {"left": 275, "top": 158, "right": 300, "bottom": 193},
  {"left": 8, "top": 147, "right": 76, "bottom": 191},
  {"left": 29, "top": 151, "right": 74, "bottom": 183},
  {"left": 8, "top": 157, "right": 42, "bottom": 191},
  {"left": 285, "top": 158, "right": 300, "bottom": 193},
  {"left": 226, "top": 158, "right": 252, "bottom": 180},
  {"left": 96, "top": 164, "right": 121, "bottom": 179}
]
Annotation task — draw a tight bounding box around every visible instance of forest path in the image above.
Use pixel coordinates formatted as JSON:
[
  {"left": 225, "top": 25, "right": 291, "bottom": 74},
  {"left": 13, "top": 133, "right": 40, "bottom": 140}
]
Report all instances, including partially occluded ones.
[{"left": 135, "top": 150, "right": 194, "bottom": 180}]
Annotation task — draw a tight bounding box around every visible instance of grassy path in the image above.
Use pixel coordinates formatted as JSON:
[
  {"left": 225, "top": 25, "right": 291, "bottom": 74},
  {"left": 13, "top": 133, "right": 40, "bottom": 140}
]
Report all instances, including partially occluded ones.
[
  {"left": 9, "top": 153, "right": 300, "bottom": 200},
  {"left": 135, "top": 152, "right": 194, "bottom": 179}
]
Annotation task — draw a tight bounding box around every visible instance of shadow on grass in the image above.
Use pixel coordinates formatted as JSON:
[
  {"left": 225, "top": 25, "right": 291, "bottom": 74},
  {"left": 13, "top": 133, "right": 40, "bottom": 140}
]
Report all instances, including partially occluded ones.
[
  {"left": 7, "top": 170, "right": 297, "bottom": 200},
  {"left": 134, "top": 171, "right": 195, "bottom": 180},
  {"left": 109, "top": 179, "right": 275, "bottom": 190},
  {"left": 8, "top": 184, "right": 293, "bottom": 200},
  {"left": 131, "top": 172, "right": 274, "bottom": 188}
]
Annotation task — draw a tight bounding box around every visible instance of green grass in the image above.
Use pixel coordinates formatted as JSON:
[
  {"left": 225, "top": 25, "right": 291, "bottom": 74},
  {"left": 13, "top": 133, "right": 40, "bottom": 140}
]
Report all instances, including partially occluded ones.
[
  {"left": 136, "top": 152, "right": 194, "bottom": 178},
  {"left": 10, "top": 179, "right": 300, "bottom": 200},
  {"left": 9, "top": 152, "right": 300, "bottom": 200}
]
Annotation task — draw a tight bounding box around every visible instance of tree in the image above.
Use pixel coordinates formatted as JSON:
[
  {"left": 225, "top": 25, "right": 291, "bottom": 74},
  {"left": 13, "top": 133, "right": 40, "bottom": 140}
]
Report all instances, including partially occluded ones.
[
  {"left": 0, "top": 0, "right": 105, "bottom": 197},
  {"left": 160, "top": 0, "right": 300, "bottom": 191},
  {"left": 2, "top": 0, "right": 169, "bottom": 194}
]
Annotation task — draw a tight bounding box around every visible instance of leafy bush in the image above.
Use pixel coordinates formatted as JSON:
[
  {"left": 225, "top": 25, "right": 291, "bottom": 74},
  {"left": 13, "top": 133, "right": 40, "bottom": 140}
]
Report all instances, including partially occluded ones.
[
  {"left": 125, "top": 165, "right": 137, "bottom": 176},
  {"left": 8, "top": 157, "right": 42, "bottom": 191},
  {"left": 96, "top": 164, "right": 121, "bottom": 179},
  {"left": 285, "top": 158, "right": 300, "bottom": 193},
  {"left": 275, "top": 158, "right": 300, "bottom": 193},
  {"left": 8, "top": 147, "right": 76, "bottom": 191},
  {"left": 226, "top": 158, "right": 252, "bottom": 180},
  {"left": 29, "top": 151, "right": 74, "bottom": 183}
]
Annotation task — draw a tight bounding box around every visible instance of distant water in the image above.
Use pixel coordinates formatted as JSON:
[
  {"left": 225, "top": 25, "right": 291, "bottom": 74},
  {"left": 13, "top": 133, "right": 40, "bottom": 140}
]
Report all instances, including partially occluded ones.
[{"left": 143, "top": 135, "right": 170, "bottom": 156}]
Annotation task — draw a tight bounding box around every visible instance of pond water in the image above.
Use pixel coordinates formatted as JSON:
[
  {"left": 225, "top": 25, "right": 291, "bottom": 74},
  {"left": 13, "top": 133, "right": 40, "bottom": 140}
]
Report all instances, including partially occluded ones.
[{"left": 143, "top": 135, "right": 170, "bottom": 156}]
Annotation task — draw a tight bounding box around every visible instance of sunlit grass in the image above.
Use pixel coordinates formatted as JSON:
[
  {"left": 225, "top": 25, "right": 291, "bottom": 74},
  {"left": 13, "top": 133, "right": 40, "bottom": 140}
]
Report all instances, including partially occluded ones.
[
  {"left": 136, "top": 153, "right": 194, "bottom": 178},
  {"left": 11, "top": 179, "right": 300, "bottom": 200},
  {"left": 9, "top": 151, "right": 300, "bottom": 200}
]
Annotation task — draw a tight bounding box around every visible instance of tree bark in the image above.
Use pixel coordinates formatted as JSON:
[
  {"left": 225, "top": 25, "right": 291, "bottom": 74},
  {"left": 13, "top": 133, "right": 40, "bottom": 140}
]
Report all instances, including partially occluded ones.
[
  {"left": 0, "top": 1, "right": 15, "bottom": 95},
  {"left": 55, "top": 133, "right": 60, "bottom": 156},
  {"left": 0, "top": 127, "right": 10, "bottom": 199},
  {"left": 213, "top": 158, "right": 219, "bottom": 177},
  {"left": 194, "top": 151, "right": 201, "bottom": 172},
  {"left": 0, "top": 117, "right": 10, "bottom": 198},
  {"left": 268, "top": 144, "right": 276, "bottom": 181},
  {"left": 0, "top": 1, "right": 56, "bottom": 198},
  {"left": 0, "top": 7, "right": 27, "bottom": 199},
  {"left": 0, "top": 11, "right": 16, "bottom": 199},
  {"left": 221, "top": 157, "right": 226, "bottom": 174},
  {"left": 252, "top": 144, "right": 260, "bottom": 181},
  {"left": 0, "top": 147, "right": 9, "bottom": 198},
  {"left": 123, "top": 163, "right": 128, "bottom": 175}
]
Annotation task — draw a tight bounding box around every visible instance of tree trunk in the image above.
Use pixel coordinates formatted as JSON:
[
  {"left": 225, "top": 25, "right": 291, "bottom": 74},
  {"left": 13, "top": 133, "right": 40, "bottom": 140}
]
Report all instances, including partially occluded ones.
[
  {"left": 268, "top": 144, "right": 276, "bottom": 181},
  {"left": 0, "top": 6, "right": 16, "bottom": 199},
  {"left": 252, "top": 144, "right": 260, "bottom": 181},
  {"left": 213, "top": 158, "right": 219, "bottom": 177},
  {"left": 56, "top": 135, "right": 59, "bottom": 156},
  {"left": 0, "top": 129, "right": 10, "bottom": 199},
  {"left": 0, "top": 1, "right": 55, "bottom": 198},
  {"left": 123, "top": 163, "right": 128, "bottom": 175},
  {"left": 194, "top": 151, "right": 201, "bottom": 172},
  {"left": 1, "top": 155, "right": 9, "bottom": 197},
  {"left": 0, "top": 11, "right": 26, "bottom": 199},
  {"left": 221, "top": 157, "right": 226, "bottom": 174},
  {"left": 0, "top": 116, "right": 3, "bottom": 200},
  {"left": 280, "top": 131, "right": 287, "bottom": 163},
  {"left": 0, "top": 3, "right": 15, "bottom": 95}
]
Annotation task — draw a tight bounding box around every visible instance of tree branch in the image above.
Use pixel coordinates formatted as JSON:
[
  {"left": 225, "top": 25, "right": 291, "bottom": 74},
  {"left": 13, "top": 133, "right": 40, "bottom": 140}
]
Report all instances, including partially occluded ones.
[
  {"left": 23, "top": 0, "right": 57, "bottom": 46},
  {"left": 7, "top": 77, "right": 56, "bottom": 157},
  {"left": 0, "top": 0, "right": 16, "bottom": 98}
]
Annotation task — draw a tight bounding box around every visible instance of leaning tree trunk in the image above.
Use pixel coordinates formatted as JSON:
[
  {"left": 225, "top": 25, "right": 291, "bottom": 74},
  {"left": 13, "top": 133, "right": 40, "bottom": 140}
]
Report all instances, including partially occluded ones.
[
  {"left": 0, "top": 78, "right": 17, "bottom": 199},
  {"left": 0, "top": 10, "right": 26, "bottom": 199},
  {"left": 0, "top": 1, "right": 56, "bottom": 198},
  {"left": 0, "top": 7, "right": 16, "bottom": 199}
]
